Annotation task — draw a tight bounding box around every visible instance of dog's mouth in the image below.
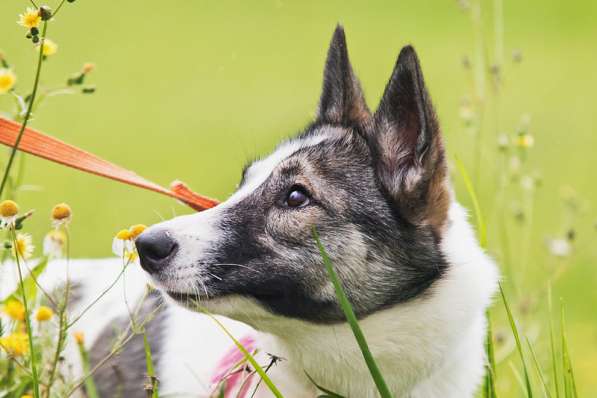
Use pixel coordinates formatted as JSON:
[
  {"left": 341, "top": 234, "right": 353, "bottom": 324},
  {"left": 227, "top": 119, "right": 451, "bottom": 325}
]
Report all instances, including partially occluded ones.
[{"left": 166, "top": 291, "right": 210, "bottom": 305}]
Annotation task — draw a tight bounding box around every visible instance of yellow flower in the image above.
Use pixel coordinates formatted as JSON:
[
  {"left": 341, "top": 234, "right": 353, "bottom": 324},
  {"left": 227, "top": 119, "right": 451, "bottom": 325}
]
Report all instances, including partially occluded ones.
[
  {"left": 73, "top": 331, "right": 85, "bottom": 345},
  {"left": 3, "top": 299, "right": 26, "bottom": 321},
  {"left": 21, "top": 395, "right": 33, "bottom": 398},
  {"left": 516, "top": 134, "right": 534, "bottom": 149},
  {"left": 51, "top": 202, "right": 72, "bottom": 227},
  {"left": 82, "top": 63, "right": 95, "bottom": 74},
  {"left": 116, "top": 229, "right": 132, "bottom": 240},
  {"left": 38, "top": 39, "right": 58, "bottom": 57},
  {"left": 125, "top": 250, "right": 138, "bottom": 263},
  {"left": 0, "top": 69, "right": 17, "bottom": 95},
  {"left": 36, "top": 305, "right": 54, "bottom": 322},
  {"left": 129, "top": 224, "right": 147, "bottom": 239},
  {"left": 17, "top": 7, "right": 41, "bottom": 29},
  {"left": 43, "top": 229, "right": 67, "bottom": 258},
  {"left": 13, "top": 233, "right": 35, "bottom": 259},
  {"left": 0, "top": 199, "right": 19, "bottom": 217},
  {"left": 0, "top": 332, "right": 29, "bottom": 356}
]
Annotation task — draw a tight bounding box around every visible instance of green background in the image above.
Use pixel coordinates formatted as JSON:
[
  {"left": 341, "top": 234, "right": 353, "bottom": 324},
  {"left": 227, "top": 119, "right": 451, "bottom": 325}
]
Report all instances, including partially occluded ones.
[{"left": 1, "top": 0, "right": 596, "bottom": 396}]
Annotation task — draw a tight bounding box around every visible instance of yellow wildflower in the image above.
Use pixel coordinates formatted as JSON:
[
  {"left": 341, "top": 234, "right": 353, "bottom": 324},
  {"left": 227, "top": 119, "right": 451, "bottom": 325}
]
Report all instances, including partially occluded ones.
[
  {"left": 51, "top": 202, "right": 72, "bottom": 227},
  {"left": 21, "top": 395, "right": 33, "bottom": 398},
  {"left": 38, "top": 39, "right": 58, "bottom": 57},
  {"left": 516, "top": 134, "right": 534, "bottom": 149},
  {"left": 17, "top": 7, "right": 41, "bottom": 29},
  {"left": 129, "top": 224, "right": 147, "bottom": 239},
  {"left": 3, "top": 299, "right": 26, "bottom": 321},
  {"left": 116, "top": 229, "right": 132, "bottom": 240},
  {"left": 13, "top": 233, "right": 34, "bottom": 259},
  {"left": 0, "top": 69, "right": 17, "bottom": 95},
  {"left": 36, "top": 305, "right": 54, "bottom": 322},
  {"left": 73, "top": 331, "right": 85, "bottom": 345},
  {"left": 0, "top": 332, "right": 29, "bottom": 356},
  {"left": 0, "top": 200, "right": 19, "bottom": 217},
  {"left": 82, "top": 63, "right": 95, "bottom": 74}
]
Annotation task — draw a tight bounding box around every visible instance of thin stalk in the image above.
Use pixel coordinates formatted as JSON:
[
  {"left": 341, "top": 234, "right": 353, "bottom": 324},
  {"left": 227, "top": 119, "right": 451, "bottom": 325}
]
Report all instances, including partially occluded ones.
[
  {"left": 45, "top": 228, "right": 71, "bottom": 397},
  {"left": 0, "top": 21, "right": 48, "bottom": 199},
  {"left": 12, "top": 228, "right": 41, "bottom": 398}
]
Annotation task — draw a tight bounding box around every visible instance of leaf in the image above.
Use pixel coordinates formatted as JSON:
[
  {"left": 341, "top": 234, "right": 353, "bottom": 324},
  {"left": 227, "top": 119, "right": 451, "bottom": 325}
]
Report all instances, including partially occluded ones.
[
  {"left": 312, "top": 227, "right": 393, "bottom": 398},
  {"left": 143, "top": 333, "right": 159, "bottom": 398}
]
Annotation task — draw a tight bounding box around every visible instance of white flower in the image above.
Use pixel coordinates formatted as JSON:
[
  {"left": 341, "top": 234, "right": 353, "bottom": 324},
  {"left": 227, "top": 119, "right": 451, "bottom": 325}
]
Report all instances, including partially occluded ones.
[
  {"left": 13, "top": 233, "right": 34, "bottom": 260},
  {"left": 43, "top": 229, "right": 67, "bottom": 258},
  {"left": 547, "top": 238, "right": 571, "bottom": 258}
]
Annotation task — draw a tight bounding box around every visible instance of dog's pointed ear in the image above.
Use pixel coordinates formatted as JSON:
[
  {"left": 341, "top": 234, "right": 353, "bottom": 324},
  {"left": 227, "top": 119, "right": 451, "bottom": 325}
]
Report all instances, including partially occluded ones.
[
  {"left": 316, "top": 25, "right": 370, "bottom": 125},
  {"left": 372, "top": 46, "right": 449, "bottom": 230}
]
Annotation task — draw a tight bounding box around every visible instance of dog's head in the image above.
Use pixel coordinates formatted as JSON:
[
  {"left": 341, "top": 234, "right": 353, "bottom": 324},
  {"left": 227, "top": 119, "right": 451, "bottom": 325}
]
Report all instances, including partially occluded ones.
[{"left": 136, "top": 26, "right": 451, "bottom": 327}]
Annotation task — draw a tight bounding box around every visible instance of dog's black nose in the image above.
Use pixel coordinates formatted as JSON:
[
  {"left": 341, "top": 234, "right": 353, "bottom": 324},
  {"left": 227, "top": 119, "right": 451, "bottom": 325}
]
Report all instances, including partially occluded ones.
[{"left": 135, "top": 229, "right": 178, "bottom": 273}]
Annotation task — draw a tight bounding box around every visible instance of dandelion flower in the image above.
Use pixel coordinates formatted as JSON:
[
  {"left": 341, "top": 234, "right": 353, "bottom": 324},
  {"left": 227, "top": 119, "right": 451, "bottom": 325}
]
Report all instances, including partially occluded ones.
[
  {"left": 129, "top": 224, "right": 147, "bottom": 239},
  {"left": 0, "top": 69, "right": 17, "bottom": 95},
  {"left": 3, "top": 299, "right": 26, "bottom": 321},
  {"left": 51, "top": 202, "right": 72, "bottom": 227},
  {"left": 17, "top": 7, "right": 41, "bottom": 29},
  {"left": 0, "top": 332, "right": 29, "bottom": 356},
  {"left": 13, "top": 233, "right": 34, "bottom": 259},
  {"left": 43, "top": 229, "right": 67, "bottom": 258},
  {"left": 36, "top": 305, "right": 54, "bottom": 322},
  {"left": 38, "top": 39, "right": 58, "bottom": 57},
  {"left": 73, "top": 331, "right": 85, "bottom": 345}
]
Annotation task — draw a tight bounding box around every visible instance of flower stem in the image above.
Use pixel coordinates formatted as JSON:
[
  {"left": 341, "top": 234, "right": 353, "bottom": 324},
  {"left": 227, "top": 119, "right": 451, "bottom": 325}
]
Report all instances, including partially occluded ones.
[
  {"left": 0, "top": 21, "right": 48, "bottom": 200},
  {"left": 11, "top": 227, "right": 41, "bottom": 398}
]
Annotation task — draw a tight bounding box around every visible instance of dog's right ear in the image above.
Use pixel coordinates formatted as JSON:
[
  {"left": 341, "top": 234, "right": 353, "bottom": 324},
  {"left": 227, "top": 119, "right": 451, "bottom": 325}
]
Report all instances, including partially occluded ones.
[{"left": 316, "top": 25, "right": 370, "bottom": 125}]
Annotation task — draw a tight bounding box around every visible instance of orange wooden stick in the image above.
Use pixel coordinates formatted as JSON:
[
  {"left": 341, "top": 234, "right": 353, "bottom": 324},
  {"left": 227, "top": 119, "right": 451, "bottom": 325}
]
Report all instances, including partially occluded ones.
[{"left": 0, "top": 116, "right": 219, "bottom": 211}]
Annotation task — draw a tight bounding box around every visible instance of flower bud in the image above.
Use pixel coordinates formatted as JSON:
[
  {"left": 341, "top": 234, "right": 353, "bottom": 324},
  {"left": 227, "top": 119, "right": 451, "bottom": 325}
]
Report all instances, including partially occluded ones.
[{"left": 39, "top": 6, "right": 52, "bottom": 21}]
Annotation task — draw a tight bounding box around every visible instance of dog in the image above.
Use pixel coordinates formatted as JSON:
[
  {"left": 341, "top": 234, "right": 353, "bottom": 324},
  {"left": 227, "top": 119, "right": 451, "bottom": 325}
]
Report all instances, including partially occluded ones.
[{"left": 0, "top": 26, "right": 498, "bottom": 397}]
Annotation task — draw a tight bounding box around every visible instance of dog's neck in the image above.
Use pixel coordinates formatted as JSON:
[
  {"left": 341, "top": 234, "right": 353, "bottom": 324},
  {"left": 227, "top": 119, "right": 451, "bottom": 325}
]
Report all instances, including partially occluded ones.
[{"left": 254, "top": 203, "right": 498, "bottom": 397}]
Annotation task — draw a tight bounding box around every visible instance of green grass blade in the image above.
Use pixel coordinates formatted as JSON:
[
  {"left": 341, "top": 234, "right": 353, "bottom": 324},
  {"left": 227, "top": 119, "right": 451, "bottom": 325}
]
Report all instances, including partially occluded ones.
[
  {"left": 454, "top": 156, "right": 487, "bottom": 248},
  {"left": 304, "top": 372, "right": 346, "bottom": 398},
  {"left": 312, "top": 227, "right": 393, "bottom": 398},
  {"left": 499, "top": 283, "right": 533, "bottom": 398},
  {"left": 198, "top": 307, "right": 284, "bottom": 398},
  {"left": 484, "top": 310, "right": 498, "bottom": 398},
  {"left": 548, "top": 285, "right": 561, "bottom": 398},
  {"left": 143, "top": 333, "right": 159, "bottom": 398},
  {"left": 77, "top": 341, "right": 99, "bottom": 398},
  {"left": 560, "top": 301, "right": 578, "bottom": 398},
  {"left": 527, "top": 338, "right": 551, "bottom": 398}
]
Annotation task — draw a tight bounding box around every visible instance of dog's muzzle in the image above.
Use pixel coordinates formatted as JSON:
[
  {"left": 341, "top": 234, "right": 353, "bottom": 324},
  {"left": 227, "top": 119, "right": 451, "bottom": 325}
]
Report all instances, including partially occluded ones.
[{"left": 135, "top": 229, "right": 178, "bottom": 273}]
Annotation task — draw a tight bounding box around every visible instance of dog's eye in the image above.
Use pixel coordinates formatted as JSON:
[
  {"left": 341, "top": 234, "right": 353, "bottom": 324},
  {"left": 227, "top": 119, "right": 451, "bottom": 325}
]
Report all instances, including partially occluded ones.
[{"left": 285, "top": 186, "right": 310, "bottom": 208}]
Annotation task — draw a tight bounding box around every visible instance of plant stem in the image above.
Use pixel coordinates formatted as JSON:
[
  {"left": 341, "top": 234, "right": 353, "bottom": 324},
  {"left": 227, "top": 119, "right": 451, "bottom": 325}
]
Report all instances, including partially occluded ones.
[
  {"left": 45, "top": 229, "right": 71, "bottom": 397},
  {"left": 12, "top": 227, "right": 41, "bottom": 398},
  {"left": 0, "top": 21, "right": 48, "bottom": 199}
]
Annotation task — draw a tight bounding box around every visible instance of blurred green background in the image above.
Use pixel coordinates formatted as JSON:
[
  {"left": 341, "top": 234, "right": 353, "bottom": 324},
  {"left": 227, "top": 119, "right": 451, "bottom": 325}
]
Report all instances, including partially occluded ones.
[{"left": 1, "top": 0, "right": 596, "bottom": 396}]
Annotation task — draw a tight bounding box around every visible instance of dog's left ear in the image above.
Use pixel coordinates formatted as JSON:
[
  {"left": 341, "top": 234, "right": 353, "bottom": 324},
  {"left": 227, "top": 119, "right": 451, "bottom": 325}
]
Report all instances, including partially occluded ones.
[
  {"left": 316, "top": 25, "right": 370, "bottom": 125},
  {"left": 372, "top": 46, "right": 449, "bottom": 230}
]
